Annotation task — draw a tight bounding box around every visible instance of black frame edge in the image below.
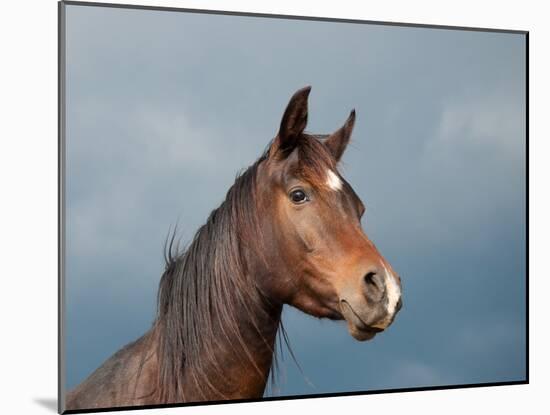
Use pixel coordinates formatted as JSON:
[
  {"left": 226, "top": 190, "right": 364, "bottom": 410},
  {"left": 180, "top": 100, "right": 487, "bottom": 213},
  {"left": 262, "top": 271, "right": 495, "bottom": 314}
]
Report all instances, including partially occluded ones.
[
  {"left": 62, "top": 0, "right": 528, "bottom": 34},
  {"left": 525, "top": 31, "right": 530, "bottom": 384},
  {"left": 62, "top": 381, "right": 528, "bottom": 414},
  {"left": 58, "top": 1, "right": 67, "bottom": 414}
]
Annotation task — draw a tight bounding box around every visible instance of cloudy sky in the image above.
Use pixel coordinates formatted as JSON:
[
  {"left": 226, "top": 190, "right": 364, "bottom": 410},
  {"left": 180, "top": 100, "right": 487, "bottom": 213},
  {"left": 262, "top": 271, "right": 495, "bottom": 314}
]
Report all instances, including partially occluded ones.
[{"left": 64, "top": 4, "right": 526, "bottom": 397}]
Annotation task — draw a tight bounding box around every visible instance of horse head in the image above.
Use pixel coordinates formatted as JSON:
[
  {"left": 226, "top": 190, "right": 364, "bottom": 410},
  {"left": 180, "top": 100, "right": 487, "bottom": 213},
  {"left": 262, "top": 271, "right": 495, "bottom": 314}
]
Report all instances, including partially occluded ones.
[{"left": 254, "top": 86, "right": 402, "bottom": 341}]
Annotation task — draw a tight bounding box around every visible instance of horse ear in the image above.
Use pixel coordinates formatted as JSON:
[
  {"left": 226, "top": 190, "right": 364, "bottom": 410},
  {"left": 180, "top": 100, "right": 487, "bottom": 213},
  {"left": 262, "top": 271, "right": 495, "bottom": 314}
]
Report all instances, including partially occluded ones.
[
  {"left": 270, "top": 86, "right": 311, "bottom": 158},
  {"left": 325, "top": 109, "right": 356, "bottom": 162}
]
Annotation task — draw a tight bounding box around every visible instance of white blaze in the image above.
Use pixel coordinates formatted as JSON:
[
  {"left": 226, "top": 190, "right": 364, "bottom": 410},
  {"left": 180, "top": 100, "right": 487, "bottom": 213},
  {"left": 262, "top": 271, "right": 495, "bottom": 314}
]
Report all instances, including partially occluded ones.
[
  {"left": 383, "top": 264, "right": 401, "bottom": 317},
  {"left": 371, "top": 264, "right": 401, "bottom": 329},
  {"left": 326, "top": 169, "right": 343, "bottom": 191}
]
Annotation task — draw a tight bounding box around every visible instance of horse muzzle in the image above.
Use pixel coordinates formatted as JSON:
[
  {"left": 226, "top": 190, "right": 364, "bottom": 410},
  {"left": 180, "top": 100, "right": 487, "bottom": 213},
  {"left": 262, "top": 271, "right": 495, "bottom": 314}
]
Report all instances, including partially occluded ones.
[{"left": 338, "top": 267, "right": 403, "bottom": 341}]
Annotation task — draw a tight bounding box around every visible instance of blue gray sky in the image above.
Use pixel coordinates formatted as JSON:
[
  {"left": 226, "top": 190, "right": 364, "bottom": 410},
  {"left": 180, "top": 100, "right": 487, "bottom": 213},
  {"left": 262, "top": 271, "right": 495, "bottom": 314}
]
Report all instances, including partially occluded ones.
[{"left": 64, "top": 4, "right": 526, "bottom": 396}]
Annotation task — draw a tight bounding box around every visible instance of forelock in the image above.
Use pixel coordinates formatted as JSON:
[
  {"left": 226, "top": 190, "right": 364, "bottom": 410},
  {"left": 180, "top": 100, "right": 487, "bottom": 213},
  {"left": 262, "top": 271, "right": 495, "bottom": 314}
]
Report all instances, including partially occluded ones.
[{"left": 295, "top": 134, "right": 337, "bottom": 188}]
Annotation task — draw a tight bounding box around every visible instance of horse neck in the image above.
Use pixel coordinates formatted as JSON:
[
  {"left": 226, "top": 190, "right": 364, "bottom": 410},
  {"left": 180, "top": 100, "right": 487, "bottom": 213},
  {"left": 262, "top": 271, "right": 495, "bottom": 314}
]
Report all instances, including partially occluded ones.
[
  {"left": 181, "top": 293, "right": 282, "bottom": 401},
  {"left": 154, "top": 174, "right": 286, "bottom": 401},
  {"left": 155, "top": 263, "right": 283, "bottom": 402}
]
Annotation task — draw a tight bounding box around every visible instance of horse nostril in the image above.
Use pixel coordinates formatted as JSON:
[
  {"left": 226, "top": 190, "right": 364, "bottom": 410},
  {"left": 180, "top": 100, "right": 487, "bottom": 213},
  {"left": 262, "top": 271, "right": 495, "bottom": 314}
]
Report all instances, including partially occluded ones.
[
  {"left": 396, "top": 297, "right": 403, "bottom": 312},
  {"left": 363, "top": 270, "right": 385, "bottom": 302},
  {"left": 364, "top": 272, "right": 378, "bottom": 287}
]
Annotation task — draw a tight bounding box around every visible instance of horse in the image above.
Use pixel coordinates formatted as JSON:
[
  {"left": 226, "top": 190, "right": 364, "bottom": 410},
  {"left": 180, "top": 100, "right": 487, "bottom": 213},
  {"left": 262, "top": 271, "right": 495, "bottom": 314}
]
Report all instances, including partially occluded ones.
[{"left": 65, "top": 86, "right": 403, "bottom": 410}]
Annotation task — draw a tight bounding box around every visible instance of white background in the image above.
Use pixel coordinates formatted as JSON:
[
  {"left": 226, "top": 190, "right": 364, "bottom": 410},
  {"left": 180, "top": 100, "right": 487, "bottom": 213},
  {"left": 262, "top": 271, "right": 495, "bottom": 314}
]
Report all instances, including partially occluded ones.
[{"left": 0, "top": 0, "right": 546, "bottom": 414}]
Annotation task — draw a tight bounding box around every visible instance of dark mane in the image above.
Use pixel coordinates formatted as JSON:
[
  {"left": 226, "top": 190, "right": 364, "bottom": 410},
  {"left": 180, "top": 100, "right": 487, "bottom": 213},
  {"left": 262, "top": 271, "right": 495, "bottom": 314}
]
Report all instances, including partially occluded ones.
[{"left": 154, "top": 135, "right": 334, "bottom": 402}]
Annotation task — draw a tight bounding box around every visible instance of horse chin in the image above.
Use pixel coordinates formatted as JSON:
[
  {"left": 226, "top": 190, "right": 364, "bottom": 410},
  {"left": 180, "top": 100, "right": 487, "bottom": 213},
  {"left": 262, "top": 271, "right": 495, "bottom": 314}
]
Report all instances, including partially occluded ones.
[
  {"left": 347, "top": 324, "right": 379, "bottom": 341},
  {"left": 339, "top": 300, "right": 383, "bottom": 342}
]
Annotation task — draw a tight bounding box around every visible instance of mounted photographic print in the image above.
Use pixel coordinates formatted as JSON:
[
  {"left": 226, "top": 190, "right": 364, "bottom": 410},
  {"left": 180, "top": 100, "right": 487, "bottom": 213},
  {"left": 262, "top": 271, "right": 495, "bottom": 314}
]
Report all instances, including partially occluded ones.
[{"left": 58, "top": 1, "right": 528, "bottom": 413}]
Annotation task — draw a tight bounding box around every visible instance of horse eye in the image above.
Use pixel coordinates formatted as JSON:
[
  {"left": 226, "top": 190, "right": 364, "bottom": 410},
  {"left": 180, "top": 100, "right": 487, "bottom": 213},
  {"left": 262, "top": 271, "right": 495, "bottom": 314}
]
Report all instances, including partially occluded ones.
[{"left": 289, "top": 189, "right": 308, "bottom": 204}]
